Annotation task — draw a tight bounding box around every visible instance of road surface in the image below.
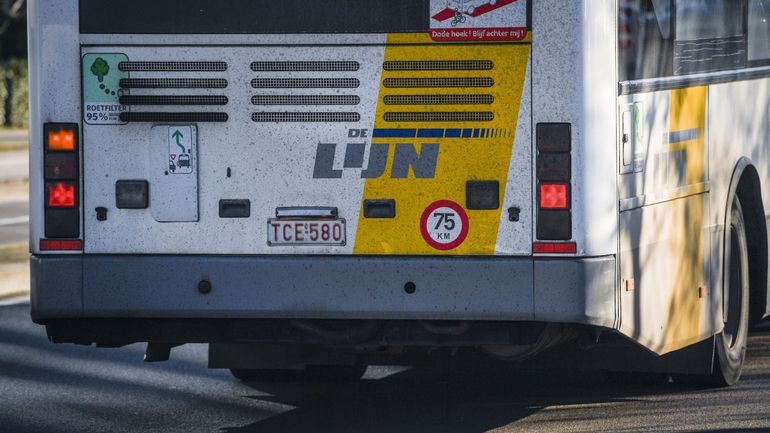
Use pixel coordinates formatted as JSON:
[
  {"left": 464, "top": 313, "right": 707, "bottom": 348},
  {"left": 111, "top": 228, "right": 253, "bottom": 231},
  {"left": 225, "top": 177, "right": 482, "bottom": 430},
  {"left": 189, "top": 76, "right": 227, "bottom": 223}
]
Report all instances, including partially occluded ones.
[
  {"left": 0, "top": 198, "right": 28, "bottom": 247},
  {"left": 1, "top": 301, "right": 769, "bottom": 433}
]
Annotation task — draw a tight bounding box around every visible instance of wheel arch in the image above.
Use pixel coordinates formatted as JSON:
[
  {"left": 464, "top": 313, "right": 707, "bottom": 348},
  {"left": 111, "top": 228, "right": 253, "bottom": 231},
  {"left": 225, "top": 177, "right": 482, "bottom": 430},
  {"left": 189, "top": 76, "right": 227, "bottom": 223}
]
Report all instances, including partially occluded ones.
[{"left": 725, "top": 158, "right": 769, "bottom": 325}]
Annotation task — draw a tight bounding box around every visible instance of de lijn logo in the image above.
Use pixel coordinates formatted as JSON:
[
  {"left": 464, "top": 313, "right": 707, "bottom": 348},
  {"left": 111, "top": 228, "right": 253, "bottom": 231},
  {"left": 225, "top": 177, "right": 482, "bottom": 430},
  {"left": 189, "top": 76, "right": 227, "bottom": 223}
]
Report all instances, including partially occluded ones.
[{"left": 313, "top": 129, "right": 438, "bottom": 179}]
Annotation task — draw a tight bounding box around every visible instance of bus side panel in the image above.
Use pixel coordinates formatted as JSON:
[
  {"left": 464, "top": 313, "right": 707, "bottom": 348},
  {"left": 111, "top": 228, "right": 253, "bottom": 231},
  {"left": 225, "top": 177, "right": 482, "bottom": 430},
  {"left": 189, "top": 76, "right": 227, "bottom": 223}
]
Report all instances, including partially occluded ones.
[
  {"left": 27, "top": 0, "right": 82, "bottom": 254},
  {"left": 709, "top": 78, "right": 770, "bottom": 321},
  {"left": 618, "top": 87, "right": 717, "bottom": 355}
]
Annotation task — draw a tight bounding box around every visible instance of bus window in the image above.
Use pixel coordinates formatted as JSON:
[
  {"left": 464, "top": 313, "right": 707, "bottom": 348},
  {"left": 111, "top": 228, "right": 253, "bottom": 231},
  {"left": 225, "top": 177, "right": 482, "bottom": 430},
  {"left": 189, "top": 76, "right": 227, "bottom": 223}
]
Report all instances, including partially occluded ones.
[
  {"left": 619, "top": 0, "right": 674, "bottom": 81},
  {"left": 674, "top": 0, "right": 747, "bottom": 74},
  {"left": 749, "top": 0, "right": 770, "bottom": 62}
]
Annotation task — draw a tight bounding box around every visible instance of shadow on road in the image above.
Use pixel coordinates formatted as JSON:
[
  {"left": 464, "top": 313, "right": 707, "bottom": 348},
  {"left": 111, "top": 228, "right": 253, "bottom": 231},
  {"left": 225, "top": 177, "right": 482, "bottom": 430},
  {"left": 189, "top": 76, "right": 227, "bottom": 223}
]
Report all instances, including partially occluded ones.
[{"left": 1, "top": 301, "right": 769, "bottom": 433}]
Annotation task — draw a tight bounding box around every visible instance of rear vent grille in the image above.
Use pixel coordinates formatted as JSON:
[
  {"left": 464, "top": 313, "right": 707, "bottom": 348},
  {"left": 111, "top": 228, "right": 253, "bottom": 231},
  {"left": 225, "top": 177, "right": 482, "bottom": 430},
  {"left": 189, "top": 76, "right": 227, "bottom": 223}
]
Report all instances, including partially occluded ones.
[
  {"left": 250, "top": 59, "right": 360, "bottom": 122},
  {"left": 251, "top": 61, "right": 360, "bottom": 72},
  {"left": 251, "top": 78, "right": 360, "bottom": 89},
  {"left": 118, "top": 61, "right": 227, "bottom": 72},
  {"left": 383, "top": 94, "right": 494, "bottom": 105},
  {"left": 383, "top": 112, "right": 494, "bottom": 122},
  {"left": 252, "top": 95, "right": 360, "bottom": 105},
  {"left": 120, "top": 95, "right": 228, "bottom": 106},
  {"left": 383, "top": 77, "right": 493, "bottom": 88},
  {"left": 118, "top": 59, "right": 230, "bottom": 122},
  {"left": 252, "top": 112, "right": 360, "bottom": 122},
  {"left": 120, "top": 78, "right": 228, "bottom": 89},
  {"left": 383, "top": 60, "right": 494, "bottom": 71},
  {"left": 120, "top": 112, "right": 229, "bottom": 123}
]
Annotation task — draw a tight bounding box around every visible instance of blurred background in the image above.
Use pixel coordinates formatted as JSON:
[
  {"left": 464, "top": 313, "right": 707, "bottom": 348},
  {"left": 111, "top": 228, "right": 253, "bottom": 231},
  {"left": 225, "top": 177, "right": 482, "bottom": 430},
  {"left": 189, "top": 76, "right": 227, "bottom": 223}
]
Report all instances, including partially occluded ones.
[{"left": 0, "top": 0, "right": 29, "bottom": 301}]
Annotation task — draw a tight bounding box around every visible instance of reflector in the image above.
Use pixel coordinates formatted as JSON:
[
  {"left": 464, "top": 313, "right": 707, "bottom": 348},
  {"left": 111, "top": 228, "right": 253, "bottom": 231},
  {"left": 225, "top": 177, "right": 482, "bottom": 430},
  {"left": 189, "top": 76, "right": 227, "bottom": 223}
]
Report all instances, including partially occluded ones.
[
  {"left": 40, "top": 239, "right": 83, "bottom": 251},
  {"left": 533, "top": 242, "right": 577, "bottom": 254}
]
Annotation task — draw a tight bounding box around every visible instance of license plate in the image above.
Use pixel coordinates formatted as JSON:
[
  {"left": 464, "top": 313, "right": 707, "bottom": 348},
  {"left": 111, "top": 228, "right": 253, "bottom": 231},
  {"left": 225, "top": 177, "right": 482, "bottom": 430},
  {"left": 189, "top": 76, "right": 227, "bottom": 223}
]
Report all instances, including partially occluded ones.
[{"left": 267, "top": 219, "right": 346, "bottom": 246}]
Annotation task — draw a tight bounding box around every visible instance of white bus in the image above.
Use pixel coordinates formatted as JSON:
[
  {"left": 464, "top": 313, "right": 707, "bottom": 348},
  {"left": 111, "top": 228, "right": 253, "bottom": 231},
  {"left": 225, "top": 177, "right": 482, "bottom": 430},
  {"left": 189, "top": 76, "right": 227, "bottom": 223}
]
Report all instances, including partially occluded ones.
[{"left": 28, "top": 0, "right": 770, "bottom": 385}]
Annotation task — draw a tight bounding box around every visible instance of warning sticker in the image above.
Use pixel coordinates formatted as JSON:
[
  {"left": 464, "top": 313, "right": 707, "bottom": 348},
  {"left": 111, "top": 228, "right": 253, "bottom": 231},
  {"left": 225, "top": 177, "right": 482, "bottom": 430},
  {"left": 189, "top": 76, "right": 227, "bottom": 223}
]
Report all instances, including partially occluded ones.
[
  {"left": 168, "top": 126, "right": 194, "bottom": 175},
  {"left": 82, "top": 53, "right": 129, "bottom": 125},
  {"left": 429, "top": 0, "right": 528, "bottom": 42},
  {"left": 420, "top": 200, "right": 470, "bottom": 250}
]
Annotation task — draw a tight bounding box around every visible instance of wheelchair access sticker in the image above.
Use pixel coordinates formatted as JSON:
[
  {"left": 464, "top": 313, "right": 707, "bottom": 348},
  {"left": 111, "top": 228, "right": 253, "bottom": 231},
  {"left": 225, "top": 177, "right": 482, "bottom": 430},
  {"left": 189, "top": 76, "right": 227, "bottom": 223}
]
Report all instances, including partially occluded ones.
[
  {"left": 420, "top": 200, "right": 469, "bottom": 250},
  {"left": 429, "top": 0, "right": 528, "bottom": 42}
]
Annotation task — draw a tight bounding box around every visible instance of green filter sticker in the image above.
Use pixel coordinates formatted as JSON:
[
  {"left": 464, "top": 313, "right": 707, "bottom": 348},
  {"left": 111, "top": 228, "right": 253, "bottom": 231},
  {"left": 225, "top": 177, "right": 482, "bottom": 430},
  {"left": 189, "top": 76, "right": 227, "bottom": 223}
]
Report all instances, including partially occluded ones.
[{"left": 82, "top": 53, "right": 128, "bottom": 125}]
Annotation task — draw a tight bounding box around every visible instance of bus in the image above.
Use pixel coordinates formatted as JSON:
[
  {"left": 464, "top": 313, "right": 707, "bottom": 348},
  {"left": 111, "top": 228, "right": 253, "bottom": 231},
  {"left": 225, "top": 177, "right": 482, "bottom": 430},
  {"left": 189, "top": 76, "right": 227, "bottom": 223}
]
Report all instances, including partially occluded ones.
[{"left": 28, "top": 0, "right": 770, "bottom": 385}]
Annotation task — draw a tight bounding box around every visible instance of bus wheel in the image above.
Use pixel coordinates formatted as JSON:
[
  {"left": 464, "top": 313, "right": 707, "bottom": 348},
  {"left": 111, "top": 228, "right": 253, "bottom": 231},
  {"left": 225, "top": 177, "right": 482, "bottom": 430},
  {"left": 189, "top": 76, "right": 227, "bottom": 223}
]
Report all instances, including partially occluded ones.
[
  {"left": 713, "top": 195, "right": 750, "bottom": 386},
  {"left": 229, "top": 368, "right": 298, "bottom": 382}
]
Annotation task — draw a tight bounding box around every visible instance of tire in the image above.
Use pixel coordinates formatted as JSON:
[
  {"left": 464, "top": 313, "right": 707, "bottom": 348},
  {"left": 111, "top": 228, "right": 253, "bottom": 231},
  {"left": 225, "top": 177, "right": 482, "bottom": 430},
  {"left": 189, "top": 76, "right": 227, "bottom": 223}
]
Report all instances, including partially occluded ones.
[
  {"left": 712, "top": 196, "right": 750, "bottom": 386},
  {"left": 229, "top": 368, "right": 298, "bottom": 382}
]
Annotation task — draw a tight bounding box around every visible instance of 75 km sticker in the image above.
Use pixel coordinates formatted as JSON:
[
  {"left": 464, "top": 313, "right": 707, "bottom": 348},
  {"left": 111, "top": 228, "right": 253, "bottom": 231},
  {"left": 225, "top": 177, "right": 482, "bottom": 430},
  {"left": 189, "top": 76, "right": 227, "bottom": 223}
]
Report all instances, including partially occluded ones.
[{"left": 420, "top": 200, "right": 469, "bottom": 250}]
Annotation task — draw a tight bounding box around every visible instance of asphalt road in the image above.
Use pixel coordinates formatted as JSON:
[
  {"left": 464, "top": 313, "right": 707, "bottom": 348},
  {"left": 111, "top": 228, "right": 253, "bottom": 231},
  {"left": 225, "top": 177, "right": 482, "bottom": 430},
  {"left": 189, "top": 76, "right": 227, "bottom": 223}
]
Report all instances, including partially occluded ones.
[
  {"left": 1, "top": 302, "right": 769, "bottom": 433},
  {"left": 0, "top": 150, "right": 28, "bottom": 183},
  {"left": 0, "top": 199, "right": 28, "bottom": 246}
]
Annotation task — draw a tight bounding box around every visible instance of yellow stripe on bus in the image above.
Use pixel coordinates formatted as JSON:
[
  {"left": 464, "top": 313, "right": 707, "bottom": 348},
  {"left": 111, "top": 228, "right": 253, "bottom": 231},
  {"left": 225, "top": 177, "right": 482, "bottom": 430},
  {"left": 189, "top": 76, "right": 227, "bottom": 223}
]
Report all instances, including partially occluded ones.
[
  {"left": 661, "top": 86, "right": 708, "bottom": 353},
  {"left": 353, "top": 36, "right": 530, "bottom": 255}
]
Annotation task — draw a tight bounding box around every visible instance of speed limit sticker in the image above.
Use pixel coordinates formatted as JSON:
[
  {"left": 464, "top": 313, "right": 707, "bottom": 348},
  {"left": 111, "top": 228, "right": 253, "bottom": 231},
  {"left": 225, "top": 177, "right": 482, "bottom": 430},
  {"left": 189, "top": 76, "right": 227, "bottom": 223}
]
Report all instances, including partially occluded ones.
[{"left": 420, "top": 200, "right": 469, "bottom": 250}]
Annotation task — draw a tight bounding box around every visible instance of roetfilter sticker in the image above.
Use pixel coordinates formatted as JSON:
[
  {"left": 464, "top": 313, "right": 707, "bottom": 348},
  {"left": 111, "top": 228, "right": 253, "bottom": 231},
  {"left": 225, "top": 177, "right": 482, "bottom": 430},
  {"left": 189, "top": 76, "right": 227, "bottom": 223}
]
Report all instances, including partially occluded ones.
[
  {"left": 429, "top": 0, "right": 527, "bottom": 42},
  {"left": 420, "top": 200, "right": 469, "bottom": 250},
  {"left": 82, "top": 53, "right": 128, "bottom": 125}
]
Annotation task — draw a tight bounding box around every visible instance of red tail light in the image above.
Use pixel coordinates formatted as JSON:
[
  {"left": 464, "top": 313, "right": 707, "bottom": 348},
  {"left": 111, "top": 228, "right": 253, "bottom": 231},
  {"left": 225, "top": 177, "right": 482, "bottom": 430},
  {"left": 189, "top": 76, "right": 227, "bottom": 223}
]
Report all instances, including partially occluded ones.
[
  {"left": 47, "top": 182, "right": 76, "bottom": 207},
  {"left": 539, "top": 183, "right": 569, "bottom": 209},
  {"left": 43, "top": 123, "right": 80, "bottom": 239},
  {"left": 40, "top": 239, "right": 83, "bottom": 251},
  {"left": 536, "top": 123, "right": 572, "bottom": 242}
]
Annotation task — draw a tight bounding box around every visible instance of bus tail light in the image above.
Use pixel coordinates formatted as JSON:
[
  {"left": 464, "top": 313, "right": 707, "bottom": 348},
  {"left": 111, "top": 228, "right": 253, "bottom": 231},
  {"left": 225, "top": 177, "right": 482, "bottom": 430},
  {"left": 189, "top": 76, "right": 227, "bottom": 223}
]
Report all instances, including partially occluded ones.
[
  {"left": 536, "top": 123, "right": 572, "bottom": 244},
  {"left": 46, "top": 182, "right": 77, "bottom": 207},
  {"left": 539, "top": 183, "right": 569, "bottom": 209},
  {"left": 47, "top": 128, "right": 76, "bottom": 151},
  {"left": 43, "top": 123, "right": 80, "bottom": 240}
]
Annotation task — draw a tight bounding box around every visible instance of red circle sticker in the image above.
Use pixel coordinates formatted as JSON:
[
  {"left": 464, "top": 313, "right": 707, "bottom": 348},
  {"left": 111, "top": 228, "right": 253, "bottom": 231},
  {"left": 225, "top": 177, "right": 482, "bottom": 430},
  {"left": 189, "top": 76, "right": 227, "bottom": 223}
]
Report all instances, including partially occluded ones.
[{"left": 420, "top": 200, "right": 469, "bottom": 250}]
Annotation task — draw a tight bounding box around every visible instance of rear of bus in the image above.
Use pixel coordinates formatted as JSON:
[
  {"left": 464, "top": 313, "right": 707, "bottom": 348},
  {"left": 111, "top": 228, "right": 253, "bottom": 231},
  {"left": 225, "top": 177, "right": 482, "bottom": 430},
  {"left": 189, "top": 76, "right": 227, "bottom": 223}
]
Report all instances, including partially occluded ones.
[{"left": 29, "top": 0, "right": 623, "bottom": 373}]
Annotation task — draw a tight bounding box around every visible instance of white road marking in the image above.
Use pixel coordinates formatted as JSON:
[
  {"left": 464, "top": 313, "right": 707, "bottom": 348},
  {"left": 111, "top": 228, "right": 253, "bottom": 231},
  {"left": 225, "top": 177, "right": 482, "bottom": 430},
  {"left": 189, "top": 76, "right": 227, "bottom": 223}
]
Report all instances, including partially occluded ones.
[
  {"left": 0, "top": 216, "right": 28, "bottom": 227},
  {"left": 0, "top": 295, "right": 29, "bottom": 306}
]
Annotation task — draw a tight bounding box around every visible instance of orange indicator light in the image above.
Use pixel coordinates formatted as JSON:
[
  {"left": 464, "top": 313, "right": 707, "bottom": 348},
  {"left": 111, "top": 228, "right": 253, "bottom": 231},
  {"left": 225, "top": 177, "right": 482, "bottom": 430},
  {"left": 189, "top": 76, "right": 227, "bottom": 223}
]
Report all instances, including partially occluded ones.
[{"left": 48, "top": 129, "right": 76, "bottom": 151}]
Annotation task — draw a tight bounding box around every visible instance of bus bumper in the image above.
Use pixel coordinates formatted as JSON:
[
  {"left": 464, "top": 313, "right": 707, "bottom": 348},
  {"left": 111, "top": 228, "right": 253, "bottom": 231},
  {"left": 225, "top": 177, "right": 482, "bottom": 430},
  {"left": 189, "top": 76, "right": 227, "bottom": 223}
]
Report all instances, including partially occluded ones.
[{"left": 30, "top": 254, "right": 616, "bottom": 328}]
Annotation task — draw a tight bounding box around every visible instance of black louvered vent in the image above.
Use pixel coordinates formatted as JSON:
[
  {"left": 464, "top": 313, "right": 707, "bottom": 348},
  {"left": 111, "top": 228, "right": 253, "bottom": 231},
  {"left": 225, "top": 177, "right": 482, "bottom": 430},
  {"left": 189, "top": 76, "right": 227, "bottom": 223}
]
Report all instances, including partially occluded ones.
[
  {"left": 120, "top": 112, "right": 229, "bottom": 123},
  {"left": 383, "top": 60, "right": 494, "bottom": 71},
  {"left": 383, "top": 94, "right": 494, "bottom": 105},
  {"left": 383, "top": 77, "right": 494, "bottom": 88},
  {"left": 251, "top": 61, "right": 359, "bottom": 72},
  {"left": 251, "top": 78, "right": 359, "bottom": 89},
  {"left": 251, "top": 95, "right": 360, "bottom": 106},
  {"left": 120, "top": 78, "right": 228, "bottom": 89},
  {"left": 250, "top": 59, "right": 360, "bottom": 122},
  {"left": 380, "top": 59, "right": 497, "bottom": 123},
  {"left": 252, "top": 112, "right": 360, "bottom": 122},
  {"left": 120, "top": 95, "right": 228, "bottom": 106},
  {"left": 117, "top": 58, "right": 230, "bottom": 123},
  {"left": 118, "top": 61, "right": 227, "bottom": 72},
  {"left": 383, "top": 112, "right": 494, "bottom": 122}
]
